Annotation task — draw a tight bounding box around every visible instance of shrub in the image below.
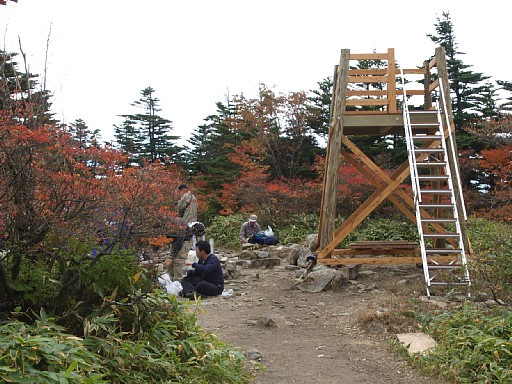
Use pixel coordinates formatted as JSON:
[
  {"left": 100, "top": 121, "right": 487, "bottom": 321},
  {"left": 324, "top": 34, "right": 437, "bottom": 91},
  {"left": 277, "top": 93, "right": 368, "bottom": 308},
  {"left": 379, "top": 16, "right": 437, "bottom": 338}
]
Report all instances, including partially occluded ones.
[
  {"left": 0, "top": 291, "right": 254, "bottom": 383},
  {"left": 208, "top": 213, "right": 247, "bottom": 249},
  {"left": 415, "top": 304, "right": 512, "bottom": 383},
  {"left": 467, "top": 217, "right": 512, "bottom": 304}
]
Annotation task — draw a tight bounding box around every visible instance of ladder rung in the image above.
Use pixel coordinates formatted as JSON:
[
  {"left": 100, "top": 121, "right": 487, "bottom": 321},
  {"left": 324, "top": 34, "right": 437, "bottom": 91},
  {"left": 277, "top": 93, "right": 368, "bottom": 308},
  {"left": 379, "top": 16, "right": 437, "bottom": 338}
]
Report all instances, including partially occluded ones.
[
  {"left": 425, "top": 248, "right": 462, "bottom": 254},
  {"left": 408, "top": 110, "right": 438, "bottom": 114},
  {"left": 428, "top": 265, "right": 464, "bottom": 269},
  {"left": 420, "top": 189, "right": 452, "bottom": 194},
  {"left": 421, "top": 218, "right": 457, "bottom": 223},
  {"left": 410, "top": 123, "right": 440, "bottom": 128},
  {"left": 429, "top": 281, "right": 470, "bottom": 286},
  {"left": 416, "top": 162, "right": 447, "bottom": 166},
  {"left": 419, "top": 204, "right": 454, "bottom": 209},
  {"left": 418, "top": 175, "right": 449, "bottom": 180},
  {"left": 412, "top": 135, "right": 441, "bottom": 140},
  {"left": 423, "top": 233, "right": 460, "bottom": 238},
  {"left": 414, "top": 148, "right": 444, "bottom": 153}
]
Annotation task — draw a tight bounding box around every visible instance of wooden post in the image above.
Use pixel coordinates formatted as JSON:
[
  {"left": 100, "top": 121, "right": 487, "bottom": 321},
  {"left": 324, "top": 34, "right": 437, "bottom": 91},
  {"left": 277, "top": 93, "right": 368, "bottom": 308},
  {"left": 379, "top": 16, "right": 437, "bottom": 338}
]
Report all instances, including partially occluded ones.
[
  {"left": 318, "top": 49, "right": 350, "bottom": 253},
  {"left": 435, "top": 46, "right": 470, "bottom": 252},
  {"left": 387, "top": 48, "right": 397, "bottom": 113},
  {"left": 424, "top": 60, "right": 432, "bottom": 110}
]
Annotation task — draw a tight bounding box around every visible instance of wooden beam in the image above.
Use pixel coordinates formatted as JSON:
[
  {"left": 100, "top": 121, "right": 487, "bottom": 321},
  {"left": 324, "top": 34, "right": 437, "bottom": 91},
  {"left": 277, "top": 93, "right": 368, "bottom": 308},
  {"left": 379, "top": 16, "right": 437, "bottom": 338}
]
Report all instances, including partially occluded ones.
[
  {"left": 318, "top": 255, "right": 458, "bottom": 265},
  {"left": 346, "top": 99, "right": 390, "bottom": 106},
  {"left": 333, "top": 248, "right": 420, "bottom": 256},
  {"left": 428, "top": 57, "right": 437, "bottom": 69},
  {"left": 347, "top": 90, "right": 387, "bottom": 96},
  {"left": 318, "top": 49, "right": 350, "bottom": 253},
  {"left": 348, "top": 76, "right": 388, "bottom": 83},
  {"left": 340, "top": 147, "right": 417, "bottom": 223},
  {"left": 342, "top": 135, "right": 459, "bottom": 247},
  {"left": 401, "top": 68, "right": 426, "bottom": 75},
  {"left": 317, "top": 160, "right": 412, "bottom": 259},
  {"left": 428, "top": 79, "right": 439, "bottom": 93},
  {"left": 424, "top": 60, "right": 432, "bottom": 110},
  {"left": 350, "top": 53, "right": 388, "bottom": 60},
  {"left": 349, "top": 68, "right": 426, "bottom": 75}
]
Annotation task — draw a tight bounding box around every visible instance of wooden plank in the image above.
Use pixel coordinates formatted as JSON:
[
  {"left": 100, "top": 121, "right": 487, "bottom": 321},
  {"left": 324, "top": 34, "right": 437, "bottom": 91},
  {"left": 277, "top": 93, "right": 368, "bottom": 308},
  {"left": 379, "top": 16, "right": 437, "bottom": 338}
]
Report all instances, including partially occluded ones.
[
  {"left": 401, "top": 68, "right": 426, "bottom": 75},
  {"left": 318, "top": 49, "right": 350, "bottom": 253},
  {"left": 318, "top": 255, "right": 457, "bottom": 265},
  {"left": 399, "top": 89, "right": 425, "bottom": 96},
  {"left": 428, "top": 79, "right": 439, "bottom": 93},
  {"left": 428, "top": 57, "right": 437, "bottom": 69},
  {"left": 387, "top": 48, "right": 397, "bottom": 113},
  {"left": 349, "top": 69, "right": 388, "bottom": 75},
  {"left": 350, "top": 53, "right": 388, "bottom": 60},
  {"left": 349, "top": 241, "right": 418, "bottom": 248},
  {"left": 347, "top": 90, "right": 387, "bottom": 96},
  {"left": 348, "top": 76, "right": 388, "bottom": 83},
  {"left": 349, "top": 68, "right": 425, "bottom": 75},
  {"left": 346, "top": 99, "right": 389, "bottom": 106},
  {"left": 344, "top": 111, "right": 389, "bottom": 115},
  {"left": 333, "top": 249, "right": 420, "bottom": 256}
]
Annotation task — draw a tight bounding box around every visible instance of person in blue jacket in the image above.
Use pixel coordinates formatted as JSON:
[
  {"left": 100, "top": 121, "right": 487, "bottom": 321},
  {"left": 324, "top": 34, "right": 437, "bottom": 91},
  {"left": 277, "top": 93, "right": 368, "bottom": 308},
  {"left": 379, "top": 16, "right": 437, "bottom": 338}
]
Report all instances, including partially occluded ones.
[{"left": 180, "top": 240, "right": 224, "bottom": 299}]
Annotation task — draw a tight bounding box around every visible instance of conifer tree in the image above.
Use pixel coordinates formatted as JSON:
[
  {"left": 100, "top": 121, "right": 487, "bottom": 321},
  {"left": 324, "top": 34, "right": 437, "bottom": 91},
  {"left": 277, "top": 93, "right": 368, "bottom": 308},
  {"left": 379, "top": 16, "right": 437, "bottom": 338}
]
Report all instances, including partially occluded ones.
[
  {"left": 427, "top": 12, "right": 490, "bottom": 129},
  {"left": 116, "top": 87, "right": 180, "bottom": 162}
]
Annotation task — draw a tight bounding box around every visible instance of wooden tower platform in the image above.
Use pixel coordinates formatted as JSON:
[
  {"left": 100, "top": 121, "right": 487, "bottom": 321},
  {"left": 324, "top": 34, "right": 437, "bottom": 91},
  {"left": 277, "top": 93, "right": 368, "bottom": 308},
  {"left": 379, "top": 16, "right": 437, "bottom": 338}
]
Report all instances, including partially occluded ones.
[{"left": 316, "top": 47, "right": 471, "bottom": 287}]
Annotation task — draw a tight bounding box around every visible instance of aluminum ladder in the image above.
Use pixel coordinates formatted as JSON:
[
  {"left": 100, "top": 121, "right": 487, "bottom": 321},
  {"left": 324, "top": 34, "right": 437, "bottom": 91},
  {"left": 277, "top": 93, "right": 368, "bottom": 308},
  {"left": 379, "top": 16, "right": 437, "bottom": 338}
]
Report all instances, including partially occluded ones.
[{"left": 401, "top": 73, "right": 471, "bottom": 297}]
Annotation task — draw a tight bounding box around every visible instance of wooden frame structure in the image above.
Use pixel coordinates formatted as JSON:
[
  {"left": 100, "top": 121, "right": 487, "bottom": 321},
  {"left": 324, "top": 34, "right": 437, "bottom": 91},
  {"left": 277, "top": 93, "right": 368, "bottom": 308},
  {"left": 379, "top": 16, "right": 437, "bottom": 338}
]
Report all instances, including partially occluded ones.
[{"left": 316, "top": 47, "right": 469, "bottom": 266}]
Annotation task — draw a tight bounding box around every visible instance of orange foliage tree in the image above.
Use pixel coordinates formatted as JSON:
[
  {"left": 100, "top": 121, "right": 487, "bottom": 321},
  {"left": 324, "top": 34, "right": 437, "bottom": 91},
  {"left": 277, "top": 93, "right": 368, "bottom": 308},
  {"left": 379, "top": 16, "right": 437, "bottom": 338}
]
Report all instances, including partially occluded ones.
[
  {"left": 464, "top": 115, "right": 512, "bottom": 221},
  {"left": 0, "top": 86, "right": 183, "bottom": 311}
]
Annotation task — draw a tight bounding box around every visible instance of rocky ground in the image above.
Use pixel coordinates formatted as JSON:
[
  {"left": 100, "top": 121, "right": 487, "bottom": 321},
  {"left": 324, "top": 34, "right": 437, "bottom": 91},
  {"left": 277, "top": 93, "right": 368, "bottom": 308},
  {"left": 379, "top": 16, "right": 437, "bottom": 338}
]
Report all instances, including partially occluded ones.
[{"left": 167, "top": 239, "right": 452, "bottom": 383}]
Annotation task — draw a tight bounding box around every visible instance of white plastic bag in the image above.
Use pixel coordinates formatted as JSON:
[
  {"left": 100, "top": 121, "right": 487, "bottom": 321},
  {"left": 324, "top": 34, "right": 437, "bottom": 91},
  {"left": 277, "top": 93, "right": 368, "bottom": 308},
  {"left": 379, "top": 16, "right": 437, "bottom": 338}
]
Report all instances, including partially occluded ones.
[
  {"left": 264, "top": 226, "right": 273, "bottom": 236},
  {"left": 157, "top": 273, "right": 183, "bottom": 296}
]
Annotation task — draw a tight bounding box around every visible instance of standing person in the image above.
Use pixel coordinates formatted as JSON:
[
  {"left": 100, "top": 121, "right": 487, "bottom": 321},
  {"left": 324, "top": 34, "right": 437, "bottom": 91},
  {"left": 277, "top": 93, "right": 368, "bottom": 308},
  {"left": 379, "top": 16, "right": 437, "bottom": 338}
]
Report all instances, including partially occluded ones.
[
  {"left": 239, "top": 214, "right": 261, "bottom": 243},
  {"left": 180, "top": 240, "right": 224, "bottom": 299},
  {"left": 177, "top": 184, "right": 197, "bottom": 224}
]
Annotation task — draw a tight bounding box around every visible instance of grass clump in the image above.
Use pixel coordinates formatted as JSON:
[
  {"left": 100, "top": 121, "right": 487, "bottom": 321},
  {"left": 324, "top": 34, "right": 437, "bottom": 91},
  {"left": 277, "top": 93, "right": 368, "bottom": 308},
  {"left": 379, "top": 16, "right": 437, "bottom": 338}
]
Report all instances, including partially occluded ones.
[{"left": 414, "top": 303, "right": 512, "bottom": 384}]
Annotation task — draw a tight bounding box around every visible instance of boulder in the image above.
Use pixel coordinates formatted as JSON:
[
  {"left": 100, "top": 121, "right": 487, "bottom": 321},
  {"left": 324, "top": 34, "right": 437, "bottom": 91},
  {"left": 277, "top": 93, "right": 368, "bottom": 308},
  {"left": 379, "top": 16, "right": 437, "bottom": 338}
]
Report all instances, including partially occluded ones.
[
  {"left": 296, "top": 248, "right": 313, "bottom": 268},
  {"left": 238, "top": 250, "right": 257, "bottom": 260},
  {"left": 298, "top": 269, "right": 347, "bottom": 292},
  {"left": 304, "top": 233, "right": 318, "bottom": 252},
  {"left": 254, "top": 250, "right": 269, "bottom": 259}
]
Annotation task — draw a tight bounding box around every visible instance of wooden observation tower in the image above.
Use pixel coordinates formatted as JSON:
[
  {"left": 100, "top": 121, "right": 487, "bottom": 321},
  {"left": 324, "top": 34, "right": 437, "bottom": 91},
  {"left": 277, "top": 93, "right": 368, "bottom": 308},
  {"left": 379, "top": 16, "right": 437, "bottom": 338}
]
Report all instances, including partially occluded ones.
[{"left": 316, "top": 47, "right": 471, "bottom": 296}]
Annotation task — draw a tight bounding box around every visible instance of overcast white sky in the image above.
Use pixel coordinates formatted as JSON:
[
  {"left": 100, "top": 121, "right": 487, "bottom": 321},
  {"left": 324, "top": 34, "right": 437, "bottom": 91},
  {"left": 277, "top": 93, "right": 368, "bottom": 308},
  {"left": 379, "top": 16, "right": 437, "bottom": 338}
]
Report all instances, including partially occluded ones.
[{"left": 1, "top": 1, "right": 510, "bottom": 145}]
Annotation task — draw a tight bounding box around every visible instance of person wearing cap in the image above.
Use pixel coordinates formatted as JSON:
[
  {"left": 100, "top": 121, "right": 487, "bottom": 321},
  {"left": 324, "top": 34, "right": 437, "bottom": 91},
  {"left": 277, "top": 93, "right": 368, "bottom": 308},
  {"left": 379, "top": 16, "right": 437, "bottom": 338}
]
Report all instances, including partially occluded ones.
[
  {"left": 176, "top": 184, "right": 198, "bottom": 224},
  {"left": 239, "top": 214, "right": 261, "bottom": 243}
]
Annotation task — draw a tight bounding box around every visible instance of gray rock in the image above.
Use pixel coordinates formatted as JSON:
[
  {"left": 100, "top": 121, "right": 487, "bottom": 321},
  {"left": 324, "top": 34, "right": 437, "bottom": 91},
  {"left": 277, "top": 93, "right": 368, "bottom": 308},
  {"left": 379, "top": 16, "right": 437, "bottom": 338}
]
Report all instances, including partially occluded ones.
[
  {"left": 254, "top": 250, "right": 269, "bottom": 259},
  {"left": 245, "top": 348, "right": 263, "bottom": 361},
  {"left": 238, "top": 250, "right": 257, "bottom": 260},
  {"left": 247, "top": 258, "right": 280, "bottom": 269},
  {"left": 288, "top": 248, "right": 300, "bottom": 265},
  {"left": 298, "top": 269, "right": 347, "bottom": 292},
  {"left": 296, "top": 248, "right": 313, "bottom": 268},
  {"left": 305, "top": 233, "right": 318, "bottom": 252}
]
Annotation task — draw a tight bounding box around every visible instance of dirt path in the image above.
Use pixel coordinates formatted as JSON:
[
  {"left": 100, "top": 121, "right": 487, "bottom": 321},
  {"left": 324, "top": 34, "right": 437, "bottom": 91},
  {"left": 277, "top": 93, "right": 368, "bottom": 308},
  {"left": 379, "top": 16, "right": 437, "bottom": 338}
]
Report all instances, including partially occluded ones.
[{"left": 193, "top": 261, "right": 445, "bottom": 384}]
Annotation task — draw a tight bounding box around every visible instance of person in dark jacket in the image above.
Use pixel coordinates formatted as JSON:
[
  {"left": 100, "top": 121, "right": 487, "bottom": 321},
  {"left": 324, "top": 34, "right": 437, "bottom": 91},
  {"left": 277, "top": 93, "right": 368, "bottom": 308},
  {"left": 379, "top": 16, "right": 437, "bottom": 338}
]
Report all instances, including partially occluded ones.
[{"left": 180, "top": 240, "right": 224, "bottom": 299}]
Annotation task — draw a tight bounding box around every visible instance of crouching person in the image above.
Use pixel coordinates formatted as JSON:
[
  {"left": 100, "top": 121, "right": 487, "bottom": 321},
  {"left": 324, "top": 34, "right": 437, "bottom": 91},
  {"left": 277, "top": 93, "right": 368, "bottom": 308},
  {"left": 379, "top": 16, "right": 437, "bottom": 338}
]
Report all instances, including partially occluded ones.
[{"left": 180, "top": 240, "right": 223, "bottom": 300}]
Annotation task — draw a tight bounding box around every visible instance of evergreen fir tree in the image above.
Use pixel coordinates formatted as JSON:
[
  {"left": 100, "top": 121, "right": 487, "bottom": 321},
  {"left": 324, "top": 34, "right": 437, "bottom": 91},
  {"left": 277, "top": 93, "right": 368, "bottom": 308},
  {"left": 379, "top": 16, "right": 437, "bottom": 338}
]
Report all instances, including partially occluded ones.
[
  {"left": 427, "top": 12, "right": 490, "bottom": 129},
  {"left": 117, "top": 87, "right": 180, "bottom": 162}
]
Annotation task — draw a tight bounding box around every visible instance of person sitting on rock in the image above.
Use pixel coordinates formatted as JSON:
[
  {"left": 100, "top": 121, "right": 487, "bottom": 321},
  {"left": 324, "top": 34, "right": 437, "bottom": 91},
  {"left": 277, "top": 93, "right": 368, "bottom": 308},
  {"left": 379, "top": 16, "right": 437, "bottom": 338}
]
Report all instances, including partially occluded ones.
[
  {"left": 180, "top": 240, "right": 224, "bottom": 299},
  {"left": 239, "top": 214, "right": 261, "bottom": 243}
]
